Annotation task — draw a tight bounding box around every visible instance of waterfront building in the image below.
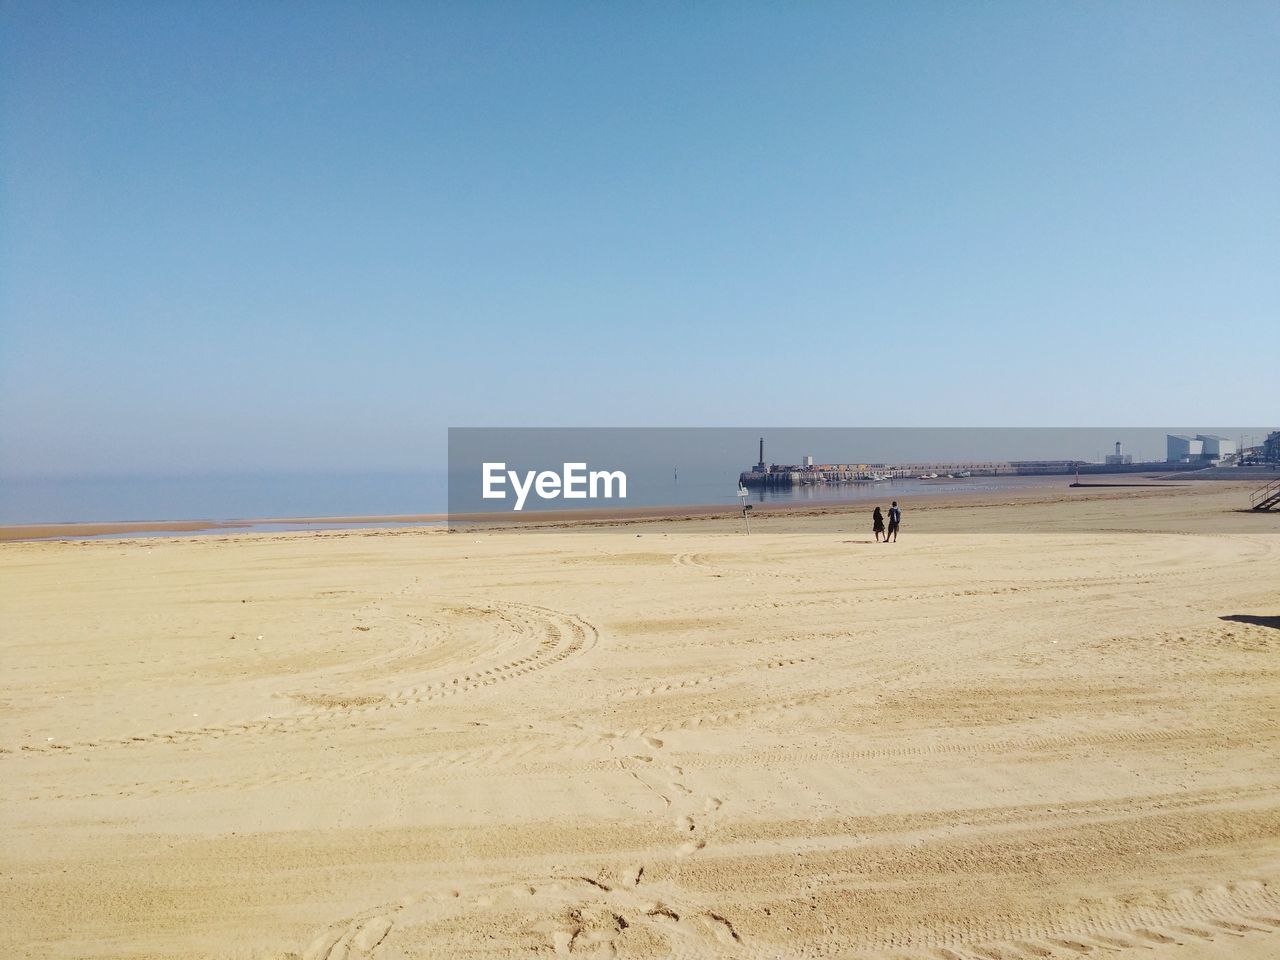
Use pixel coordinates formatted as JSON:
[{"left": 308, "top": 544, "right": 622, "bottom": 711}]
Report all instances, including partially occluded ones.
[
  {"left": 1167, "top": 435, "right": 1204, "bottom": 463},
  {"left": 1195, "top": 435, "right": 1235, "bottom": 461}
]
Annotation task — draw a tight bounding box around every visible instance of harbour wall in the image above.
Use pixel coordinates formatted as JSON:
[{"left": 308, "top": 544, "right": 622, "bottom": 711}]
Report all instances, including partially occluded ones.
[{"left": 739, "top": 461, "right": 1214, "bottom": 487}]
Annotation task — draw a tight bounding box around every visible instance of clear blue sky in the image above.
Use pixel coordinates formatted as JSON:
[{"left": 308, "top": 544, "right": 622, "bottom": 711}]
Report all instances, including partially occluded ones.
[{"left": 2, "top": 1, "right": 1276, "bottom": 476}]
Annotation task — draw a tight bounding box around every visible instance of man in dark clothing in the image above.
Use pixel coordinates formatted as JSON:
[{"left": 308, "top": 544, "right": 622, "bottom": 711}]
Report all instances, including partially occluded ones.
[{"left": 886, "top": 501, "right": 901, "bottom": 542}]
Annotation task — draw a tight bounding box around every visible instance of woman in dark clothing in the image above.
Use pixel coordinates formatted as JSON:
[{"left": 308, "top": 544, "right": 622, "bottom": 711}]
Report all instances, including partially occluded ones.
[{"left": 872, "top": 506, "right": 885, "bottom": 542}]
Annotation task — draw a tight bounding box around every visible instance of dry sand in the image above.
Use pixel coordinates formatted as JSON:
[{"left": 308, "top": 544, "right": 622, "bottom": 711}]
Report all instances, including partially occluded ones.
[{"left": 2, "top": 484, "right": 1278, "bottom": 959}]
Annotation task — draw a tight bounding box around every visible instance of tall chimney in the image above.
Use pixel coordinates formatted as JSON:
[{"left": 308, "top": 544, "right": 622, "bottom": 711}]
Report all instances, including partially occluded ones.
[{"left": 759, "top": 437, "right": 765, "bottom": 467}]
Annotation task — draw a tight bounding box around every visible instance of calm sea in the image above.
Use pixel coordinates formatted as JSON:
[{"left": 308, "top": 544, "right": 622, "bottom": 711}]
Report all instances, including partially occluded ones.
[
  {"left": 0, "top": 473, "right": 449, "bottom": 526},
  {"left": 1, "top": 470, "right": 1069, "bottom": 529}
]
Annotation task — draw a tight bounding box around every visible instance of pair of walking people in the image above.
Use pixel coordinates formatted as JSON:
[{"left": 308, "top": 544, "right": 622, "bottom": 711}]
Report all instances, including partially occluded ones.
[{"left": 873, "top": 501, "right": 901, "bottom": 542}]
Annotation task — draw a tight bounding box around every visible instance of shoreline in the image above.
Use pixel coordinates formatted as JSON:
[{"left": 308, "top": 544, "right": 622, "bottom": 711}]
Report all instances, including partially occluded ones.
[
  {"left": 2, "top": 479, "right": 1273, "bottom": 542},
  {"left": 0, "top": 515, "right": 449, "bottom": 543},
  {"left": 6, "top": 468, "right": 1277, "bottom": 543}
]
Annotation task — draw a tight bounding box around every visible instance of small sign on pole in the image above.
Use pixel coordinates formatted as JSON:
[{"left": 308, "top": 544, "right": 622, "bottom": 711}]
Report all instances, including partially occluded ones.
[{"left": 737, "top": 485, "right": 753, "bottom": 535}]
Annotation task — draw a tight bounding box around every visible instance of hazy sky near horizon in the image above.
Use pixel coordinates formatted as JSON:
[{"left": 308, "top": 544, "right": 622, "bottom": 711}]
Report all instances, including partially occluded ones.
[{"left": 2, "top": 1, "right": 1276, "bottom": 476}]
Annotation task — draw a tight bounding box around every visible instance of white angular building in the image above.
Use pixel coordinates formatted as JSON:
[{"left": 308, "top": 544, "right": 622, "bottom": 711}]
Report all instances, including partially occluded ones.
[
  {"left": 1195, "top": 434, "right": 1236, "bottom": 461},
  {"left": 1167, "top": 435, "right": 1204, "bottom": 462}
]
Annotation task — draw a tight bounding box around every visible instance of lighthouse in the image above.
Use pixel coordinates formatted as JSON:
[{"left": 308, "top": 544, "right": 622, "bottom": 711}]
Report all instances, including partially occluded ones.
[{"left": 1105, "top": 441, "right": 1132, "bottom": 466}]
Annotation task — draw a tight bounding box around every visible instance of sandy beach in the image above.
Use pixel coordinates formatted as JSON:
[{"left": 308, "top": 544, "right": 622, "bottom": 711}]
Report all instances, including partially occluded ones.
[{"left": 2, "top": 483, "right": 1278, "bottom": 959}]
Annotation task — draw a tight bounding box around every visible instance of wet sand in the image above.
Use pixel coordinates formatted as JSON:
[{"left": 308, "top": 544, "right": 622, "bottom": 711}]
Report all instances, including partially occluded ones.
[
  {"left": 0, "top": 476, "right": 1266, "bottom": 541},
  {"left": 2, "top": 484, "right": 1278, "bottom": 958}
]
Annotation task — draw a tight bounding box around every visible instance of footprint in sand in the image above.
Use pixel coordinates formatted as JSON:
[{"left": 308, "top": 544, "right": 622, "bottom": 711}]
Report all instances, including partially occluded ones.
[
  {"left": 303, "top": 915, "right": 393, "bottom": 960},
  {"left": 352, "top": 916, "right": 393, "bottom": 952},
  {"left": 677, "top": 838, "right": 706, "bottom": 857},
  {"left": 700, "top": 911, "right": 742, "bottom": 944},
  {"left": 644, "top": 902, "right": 680, "bottom": 923},
  {"left": 552, "top": 929, "right": 575, "bottom": 955},
  {"left": 302, "top": 928, "right": 345, "bottom": 960}
]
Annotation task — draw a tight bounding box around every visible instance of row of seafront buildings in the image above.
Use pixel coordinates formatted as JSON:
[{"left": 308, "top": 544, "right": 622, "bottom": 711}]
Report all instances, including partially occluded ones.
[
  {"left": 741, "top": 433, "right": 1264, "bottom": 488},
  {"left": 741, "top": 460, "right": 1087, "bottom": 487},
  {"left": 1165, "top": 432, "right": 1280, "bottom": 465},
  {"left": 1166, "top": 433, "right": 1234, "bottom": 464}
]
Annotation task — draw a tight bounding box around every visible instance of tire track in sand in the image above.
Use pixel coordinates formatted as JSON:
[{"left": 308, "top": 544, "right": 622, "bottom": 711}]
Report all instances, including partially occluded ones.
[
  {"left": 2, "top": 600, "right": 598, "bottom": 757},
  {"left": 791, "top": 879, "right": 1280, "bottom": 959}
]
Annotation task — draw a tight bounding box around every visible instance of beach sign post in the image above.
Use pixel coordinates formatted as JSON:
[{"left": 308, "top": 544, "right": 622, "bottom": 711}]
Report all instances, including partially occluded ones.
[{"left": 738, "top": 485, "right": 753, "bottom": 535}]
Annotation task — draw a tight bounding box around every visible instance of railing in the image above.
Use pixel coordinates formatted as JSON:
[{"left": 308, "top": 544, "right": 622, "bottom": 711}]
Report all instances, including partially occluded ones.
[{"left": 1250, "top": 477, "right": 1280, "bottom": 509}]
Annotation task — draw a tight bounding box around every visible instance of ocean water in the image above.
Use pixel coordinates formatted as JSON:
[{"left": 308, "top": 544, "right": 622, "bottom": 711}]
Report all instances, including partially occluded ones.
[
  {"left": 0, "top": 470, "right": 1070, "bottom": 527},
  {"left": 4, "top": 427, "right": 1254, "bottom": 528},
  {"left": 0, "top": 473, "right": 450, "bottom": 526},
  {"left": 744, "top": 473, "right": 1067, "bottom": 505}
]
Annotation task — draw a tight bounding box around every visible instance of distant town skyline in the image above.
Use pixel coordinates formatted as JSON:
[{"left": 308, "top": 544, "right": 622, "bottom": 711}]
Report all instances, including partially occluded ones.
[{"left": 2, "top": 3, "right": 1276, "bottom": 477}]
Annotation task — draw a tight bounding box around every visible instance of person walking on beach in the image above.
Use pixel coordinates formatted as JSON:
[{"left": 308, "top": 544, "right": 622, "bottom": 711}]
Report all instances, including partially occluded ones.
[
  {"left": 885, "top": 501, "right": 901, "bottom": 542},
  {"left": 872, "top": 505, "right": 885, "bottom": 542}
]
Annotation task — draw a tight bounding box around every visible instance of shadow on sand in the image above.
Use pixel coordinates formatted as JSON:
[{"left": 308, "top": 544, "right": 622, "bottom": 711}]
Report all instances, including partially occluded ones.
[{"left": 1220, "top": 614, "right": 1280, "bottom": 630}]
